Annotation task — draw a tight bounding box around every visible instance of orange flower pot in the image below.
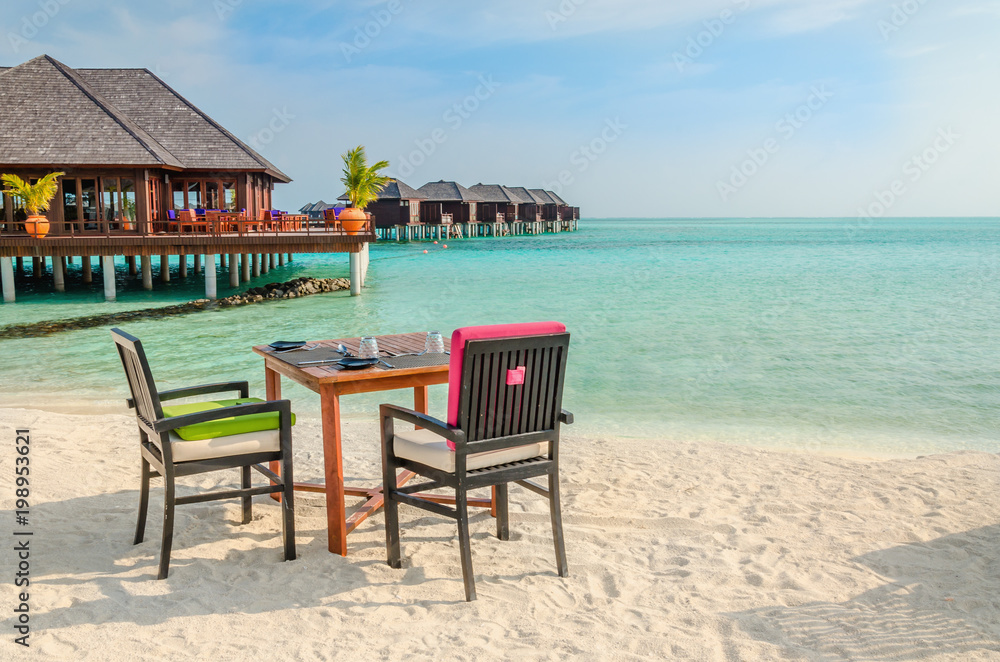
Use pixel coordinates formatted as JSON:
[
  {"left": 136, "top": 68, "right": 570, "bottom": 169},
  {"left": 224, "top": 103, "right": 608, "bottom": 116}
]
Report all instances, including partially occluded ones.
[
  {"left": 339, "top": 208, "right": 368, "bottom": 235},
  {"left": 24, "top": 215, "right": 50, "bottom": 238}
]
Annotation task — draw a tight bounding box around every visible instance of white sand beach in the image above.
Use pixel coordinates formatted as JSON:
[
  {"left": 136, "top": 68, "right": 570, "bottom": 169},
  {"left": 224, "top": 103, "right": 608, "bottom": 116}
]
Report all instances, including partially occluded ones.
[{"left": 2, "top": 406, "right": 1000, "bottom": 661}]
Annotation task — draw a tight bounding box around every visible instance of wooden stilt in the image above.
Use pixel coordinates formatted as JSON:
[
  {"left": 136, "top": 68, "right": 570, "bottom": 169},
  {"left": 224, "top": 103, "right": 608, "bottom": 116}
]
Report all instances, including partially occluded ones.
[{"left": 141, "top": 255, "right": 153, "bottom": 290}]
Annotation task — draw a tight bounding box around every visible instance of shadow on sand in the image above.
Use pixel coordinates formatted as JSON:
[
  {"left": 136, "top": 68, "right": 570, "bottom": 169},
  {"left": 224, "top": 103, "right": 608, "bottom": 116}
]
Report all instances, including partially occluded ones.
[{"left": 728, "top": 525, "right": 1000, "bottom": 660}]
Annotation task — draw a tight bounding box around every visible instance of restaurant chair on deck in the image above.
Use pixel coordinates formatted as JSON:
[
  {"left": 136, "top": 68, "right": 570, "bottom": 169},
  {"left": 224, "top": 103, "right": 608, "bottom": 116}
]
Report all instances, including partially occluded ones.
[
  {"left": 111, "top": 328, "right": 296, "bottom": 579},
  {"left": 380, "top": 322, "right": 572, "bottom": 601}
]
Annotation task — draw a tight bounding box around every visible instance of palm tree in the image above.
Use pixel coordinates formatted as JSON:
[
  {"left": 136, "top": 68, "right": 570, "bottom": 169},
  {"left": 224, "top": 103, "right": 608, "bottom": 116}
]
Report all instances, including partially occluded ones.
[
  {"left": 340, "top": 146, "right": 389, "bottom": 209},
  {"left": 1, "top": 172, "right": 64, "bottom": 216}
]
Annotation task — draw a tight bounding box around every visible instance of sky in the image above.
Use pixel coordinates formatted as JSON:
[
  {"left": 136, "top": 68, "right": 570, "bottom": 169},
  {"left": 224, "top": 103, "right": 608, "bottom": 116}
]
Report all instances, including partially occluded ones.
[{"left": 1, "top": 0, "right": 997, "bottom": 218}]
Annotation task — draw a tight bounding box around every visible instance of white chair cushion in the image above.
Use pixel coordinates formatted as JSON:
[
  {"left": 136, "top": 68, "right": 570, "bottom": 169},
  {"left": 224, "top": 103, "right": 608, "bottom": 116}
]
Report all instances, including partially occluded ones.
[
  {"left": 393, "top": 428, "right": 547, "bottom": 473},
  {"left": 168, "top": 429, "right": 280, "bottom": 463}
]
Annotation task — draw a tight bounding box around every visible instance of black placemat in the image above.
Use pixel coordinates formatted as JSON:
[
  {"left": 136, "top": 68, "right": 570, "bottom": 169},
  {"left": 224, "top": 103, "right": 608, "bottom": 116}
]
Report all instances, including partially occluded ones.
[
  {"left": 273, "top": 346, "right": 346, "bottom": 367},
  {"left": 380, "top": 354, "right": 450, "bottom": 369}
]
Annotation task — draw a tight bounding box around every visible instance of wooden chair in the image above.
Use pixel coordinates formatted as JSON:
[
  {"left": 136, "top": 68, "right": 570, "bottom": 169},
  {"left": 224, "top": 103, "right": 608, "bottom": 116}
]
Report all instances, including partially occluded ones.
[
  {"left": 380, "top": 322, "right": 572, "bottom": 601},
  {"left": 111, "top": 328, "right": 296, "bottom": 579}
]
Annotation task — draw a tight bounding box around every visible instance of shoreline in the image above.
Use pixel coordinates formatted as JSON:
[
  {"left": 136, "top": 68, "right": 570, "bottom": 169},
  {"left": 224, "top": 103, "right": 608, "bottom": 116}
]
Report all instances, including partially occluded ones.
[{"left": 0, "top": 402, "right": 977, "bottom": 462}]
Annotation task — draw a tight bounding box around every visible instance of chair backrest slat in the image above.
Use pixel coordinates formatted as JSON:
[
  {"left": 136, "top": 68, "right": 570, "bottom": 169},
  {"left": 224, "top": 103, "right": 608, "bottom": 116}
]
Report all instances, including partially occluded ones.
[
  {"left": 111, "top": 328, "right": 163, "bottom": 434},
  {"left": 457, "top": 332, "right": 569, "bottom": 443}
]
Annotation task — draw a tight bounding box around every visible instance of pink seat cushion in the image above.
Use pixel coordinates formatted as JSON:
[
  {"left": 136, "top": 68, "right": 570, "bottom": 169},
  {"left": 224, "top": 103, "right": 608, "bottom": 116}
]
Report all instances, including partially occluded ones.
[{"left": 446, "top": 322, "right": 566, "bottom": 448}]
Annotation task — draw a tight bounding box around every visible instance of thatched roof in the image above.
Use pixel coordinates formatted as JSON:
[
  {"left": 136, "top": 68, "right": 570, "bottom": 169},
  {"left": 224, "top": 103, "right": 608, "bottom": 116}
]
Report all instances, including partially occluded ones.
[
  {"left": 337, "top": 179, "right": 426, "bottom": 202},
  {"left": 299, "top": 200, "right": 335, "bottom": 213},
  {"left": 0, "top": 55, "right": 290, "bottom": 182},
  {"left": 506, "top": 187, "right": 546, "bottom": 205},
  {"left": 546, "top": 190, "right": 568, "bottom": 205},
  {"left": 416, "top": 180, "right": 482, "bottom": 202},
  {"left": 468, "top": 184, "right": 521, "bottom": 203},
  {"left": 529, "top": 189, "right": 557, "bottom": 205}
]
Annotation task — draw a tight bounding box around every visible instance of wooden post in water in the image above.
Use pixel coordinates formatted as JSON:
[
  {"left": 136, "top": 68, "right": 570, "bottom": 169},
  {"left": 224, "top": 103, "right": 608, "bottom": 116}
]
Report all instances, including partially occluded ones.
[
  {"left": 33, "top": 257, "right": 42, "bottom": 278},
  {"left": 1, "top": 257, "right": 15, "bottom": 303},
  {"left": 141, "top": 256, "right": 153, "bottom": 290},
  {"left": 127, "top": 255, "right": 137, "bottom": 276},
  {"left": 194, "top": 254, "right": 202, "bottom": 275},
  {"left": 252, "top": 253, "right": 261, "bottom": 278},
  {"left": 81, "top": 256, "right": 92, "bottom": 284},
  {"left": 278, "top": 253, "right": 285, "bottom": 266},
  {"left": 103, "top": 254, "right": 116, "bottom": 302},
  {"left": 349, "top": 250, "right": 361, "bottom": 296},
  {"left": 204, "top": 254, "right": 217, "bottom": 300},
  {"left": 160, "top": 254, "right": 170, "bottom": 282},
  {"left": 179, "top": 254, "right": 188, "bottom": 278},
  {"left": 52, "top": 256, "right": 65, "bottom": 292},
  {"left": 15, "top": 257, "right": 23, "bottom": 276},
  {"left": 241, "top": 253, "right": 251, "bottom": 282},
  {"left": 229, "top": 253, "right": 239, "bottom": 287}
]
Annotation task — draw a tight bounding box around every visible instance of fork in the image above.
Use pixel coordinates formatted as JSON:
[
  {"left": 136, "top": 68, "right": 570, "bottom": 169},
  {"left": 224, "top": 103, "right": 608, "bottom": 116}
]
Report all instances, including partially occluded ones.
[{"left": 275, "top": 343, "right": 318, "bottom": 353}]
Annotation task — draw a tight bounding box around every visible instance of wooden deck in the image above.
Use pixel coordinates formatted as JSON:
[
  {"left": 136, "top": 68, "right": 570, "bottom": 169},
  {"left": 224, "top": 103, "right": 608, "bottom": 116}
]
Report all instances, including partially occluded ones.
[
  {"left": 0, "top": 229, "right": 375, "bottom": 258},
  {"left": 0, "top": 224, "right": 377, "bottom": 257}
]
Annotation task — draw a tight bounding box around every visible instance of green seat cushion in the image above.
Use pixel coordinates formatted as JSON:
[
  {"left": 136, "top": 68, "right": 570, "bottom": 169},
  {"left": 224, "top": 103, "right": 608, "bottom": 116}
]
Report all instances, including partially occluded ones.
[{"left": 162, "top": 398, "right": 295, "bottom": 441}]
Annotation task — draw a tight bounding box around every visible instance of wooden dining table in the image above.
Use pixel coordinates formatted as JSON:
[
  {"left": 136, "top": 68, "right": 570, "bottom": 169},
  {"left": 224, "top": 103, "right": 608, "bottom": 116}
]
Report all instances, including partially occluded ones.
[{"left": 253, "top": 332, "right": 494, "bottom": 555}]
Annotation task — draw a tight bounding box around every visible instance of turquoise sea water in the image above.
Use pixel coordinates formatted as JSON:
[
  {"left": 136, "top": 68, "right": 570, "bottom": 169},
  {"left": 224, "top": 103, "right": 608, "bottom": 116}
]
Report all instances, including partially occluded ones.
[{"left": 2, "top": 218, "right": 999, "bottom": 456}]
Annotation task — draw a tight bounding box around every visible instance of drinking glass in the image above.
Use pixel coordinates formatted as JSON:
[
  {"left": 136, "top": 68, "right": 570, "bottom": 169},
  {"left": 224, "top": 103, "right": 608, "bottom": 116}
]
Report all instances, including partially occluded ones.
[
  {"left": 358, "top": 336, "right": 379, "bottom": 359},
  {"left": 425, "top": 331, "right": 445, "bottom": 354}
]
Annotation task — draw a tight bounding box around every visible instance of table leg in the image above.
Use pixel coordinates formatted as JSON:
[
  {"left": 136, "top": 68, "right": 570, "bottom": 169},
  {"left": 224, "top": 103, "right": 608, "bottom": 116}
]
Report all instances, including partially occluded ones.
[
  {"left": 414, "top": 385, "right": 429, "bottom": 428},
  {"left": 321, "top": 383, "right": 348, "bottom": 556},
  {"left": 266, "top": 367, "right": 282, "bottom": 502}
]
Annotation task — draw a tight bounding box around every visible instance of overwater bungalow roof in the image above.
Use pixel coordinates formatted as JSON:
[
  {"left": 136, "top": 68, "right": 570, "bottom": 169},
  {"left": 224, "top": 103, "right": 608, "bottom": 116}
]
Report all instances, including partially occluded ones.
[
  {"left": 300, "top": 201, "right": 333, "bottom": 213},
  {"left": 546, "top": 190, "right": 568, "bottom": 205},
  {"left": 0, "top": 55, "right": 290, "bottom": 182},
  {"left": 505, "top": 187, "right": 545, "bottom": 205},
  {"left": 416, "top": 180, "right": 482, "bottom": 202},
  {"left": 529, "top": 189, "right": 557, "bottom": 204},
  {"left": 337, "top": 179, "right": 426, "bottom": 202},
  {"left": 468, "top": 184, "right": 521, "bottom": 203}
]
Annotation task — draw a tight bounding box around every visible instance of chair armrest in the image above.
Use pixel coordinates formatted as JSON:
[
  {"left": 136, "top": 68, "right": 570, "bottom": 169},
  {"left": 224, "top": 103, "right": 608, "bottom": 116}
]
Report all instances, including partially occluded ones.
[
  {"left": 559, "top": 409, "right": 574, "bottom": 425},
  {"left": 153, "top": 399, "right": 290, "bottom": 434},
  {"left": 126, "top": 381, "right": 250, "bottom": 409},
  {"left": 379, "top": 404, "right": 466, "bottom": 446}
]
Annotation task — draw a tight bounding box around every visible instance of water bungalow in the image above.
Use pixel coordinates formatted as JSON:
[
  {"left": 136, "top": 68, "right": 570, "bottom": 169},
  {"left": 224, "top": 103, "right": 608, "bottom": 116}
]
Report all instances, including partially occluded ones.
[
  {"left": 468, "top": 184, "right": 521, "bottom": 223},
  {"left": 369, "top": 183, "right": 579, "bottom": 241},
  {"left": 299, "top": 201, "right": 335, "bottom": 220},
  {"left": 416, "top": 181, "right": 481, "bottom": 225},
  {"left": 506, "top": 186, "right": 546, "bottom": 222},
  {"left": 337, "top": 179, "right": 425, "bottom": 236},
  {"left": 0, "top": 55, "right": 374, "bottom": 303},
  {"left": 545, "top": 190, "right": 579, "bottom": 223}
]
